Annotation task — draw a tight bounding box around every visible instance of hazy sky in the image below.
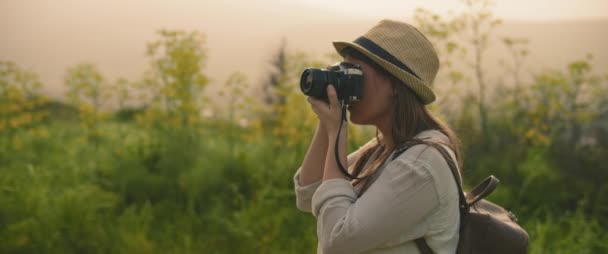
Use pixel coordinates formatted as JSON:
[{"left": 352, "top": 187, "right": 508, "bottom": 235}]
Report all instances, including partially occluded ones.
[
  {"left": 290, "top": 0, "right": 608, "bottom": 20},
  {"left": 1, "top": 0, "right": 607, "bottom": 101}
]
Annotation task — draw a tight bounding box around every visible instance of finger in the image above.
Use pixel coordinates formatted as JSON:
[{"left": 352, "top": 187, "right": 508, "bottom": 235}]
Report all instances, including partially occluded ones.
[
  {"left": 307, "top": 96, "right": 325, "bottom": 113},
  {"left": 307, "top": 96, "right": 322, "bottom": 107},
  {"left": 327, "top": 85, "right": 339, "bottom": 108}
]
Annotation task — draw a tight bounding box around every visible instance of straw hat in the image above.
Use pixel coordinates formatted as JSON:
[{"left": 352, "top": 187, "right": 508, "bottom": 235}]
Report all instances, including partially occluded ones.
[{"left": 333, "top": 19, "right": 439, "bottom": 104}]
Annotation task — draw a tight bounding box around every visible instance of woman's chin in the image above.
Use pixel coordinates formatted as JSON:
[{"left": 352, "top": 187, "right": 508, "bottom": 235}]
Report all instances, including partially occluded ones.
[
  {"left": 348, "top": 107, "right": 368, "bottom": 125},
  {"left": 349, "top": 114, "right": 364, "bottom": 125}
]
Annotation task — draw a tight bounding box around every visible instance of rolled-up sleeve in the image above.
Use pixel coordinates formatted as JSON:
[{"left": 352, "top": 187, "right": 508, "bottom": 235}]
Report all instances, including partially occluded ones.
[
  {"left": 294, "top": 139, "right": 377, "bottom": 213},
  {"left": 294, "top": 168, "right": 323, "bottom": 212},
  {"left": 310, "top": 156, "right": 440, "bottom": 254}
]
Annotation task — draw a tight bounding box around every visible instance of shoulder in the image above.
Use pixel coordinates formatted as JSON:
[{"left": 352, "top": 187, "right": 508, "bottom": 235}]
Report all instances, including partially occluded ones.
[
  {"left": 380, "top": 130, "right": 449, "bottom": 190},
  {"left": 393, "top": 129, "right": 452, "bottom": 163},
  {"left": 389, "top": 129, "right": 459, "bottom": 202}
]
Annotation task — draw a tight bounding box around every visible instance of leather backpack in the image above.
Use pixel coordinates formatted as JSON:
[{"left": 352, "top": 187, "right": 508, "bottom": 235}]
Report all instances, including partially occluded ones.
[{"left": 391, "top": 139, "right": 529, "bottom": 254}]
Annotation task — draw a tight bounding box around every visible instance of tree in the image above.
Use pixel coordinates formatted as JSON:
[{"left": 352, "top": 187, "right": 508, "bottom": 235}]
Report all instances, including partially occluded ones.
[
  {"left": 65, "top": 63, "right": 107, "bottom": 110},
  {"left": 64, "top": 63, "right": 110, "bottom": 142},
  {"left": 112, "top": 78, "right": 132, "bottom": 111},
  {"left": 222, "top": 71, "right": 249, "bottom": 154},
  {"left": 0, "top": 61, "right": 48, "bottom": 152},
  {"left": 138, "top": 29, "right": 209, "bottom": 129},
  {"left": 415, "top": 0, "right": 502, "bottom": 137},
  {"left": 264, "top": 38, "right": 289, "bottom": 108}
]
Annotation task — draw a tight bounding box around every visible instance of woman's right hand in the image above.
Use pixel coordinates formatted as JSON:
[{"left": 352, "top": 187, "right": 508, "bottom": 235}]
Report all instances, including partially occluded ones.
[{"left": 307, "top": 85, "right": 345, "bottom": 137}]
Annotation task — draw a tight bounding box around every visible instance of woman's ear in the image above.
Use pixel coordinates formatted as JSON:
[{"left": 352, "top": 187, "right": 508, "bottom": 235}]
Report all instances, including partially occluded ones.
[
  {"left": 384, "top": 74, "right": 397, "bottom": 97},
  {"left": 391, "top": 83, "right": 398, "bottom": 97}
]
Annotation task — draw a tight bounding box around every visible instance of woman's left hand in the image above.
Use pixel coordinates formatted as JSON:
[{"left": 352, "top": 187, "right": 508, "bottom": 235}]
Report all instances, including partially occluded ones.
[{"left": 307, "top": 85, "right": 346, "bottom": 136}]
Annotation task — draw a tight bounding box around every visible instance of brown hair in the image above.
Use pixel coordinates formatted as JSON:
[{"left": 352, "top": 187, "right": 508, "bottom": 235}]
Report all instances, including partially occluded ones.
[{"left": 342, "top": 47, "right": 464, "bottom": 195}]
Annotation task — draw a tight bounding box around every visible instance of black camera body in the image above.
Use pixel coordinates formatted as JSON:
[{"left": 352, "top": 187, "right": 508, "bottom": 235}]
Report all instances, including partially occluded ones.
[{"left": 300, "top": 62, "right": 364, "bottom": 104}]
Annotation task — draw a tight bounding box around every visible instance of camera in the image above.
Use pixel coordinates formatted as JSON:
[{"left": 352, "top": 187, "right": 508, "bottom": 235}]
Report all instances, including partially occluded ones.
[{"left": 300, "top": 62, "right": 364, "bottom": 103}]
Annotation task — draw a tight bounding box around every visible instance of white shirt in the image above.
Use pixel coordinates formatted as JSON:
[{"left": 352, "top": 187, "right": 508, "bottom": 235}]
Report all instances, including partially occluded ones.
[{"left": 293, "top": 130, "right": 461, "bottom": 254}]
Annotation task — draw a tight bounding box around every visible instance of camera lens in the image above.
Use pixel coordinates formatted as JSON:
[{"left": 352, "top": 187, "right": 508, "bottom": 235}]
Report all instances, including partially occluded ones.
[
  {"left": 300, "top": 68, "right": 327, "bottom": 99},
  {"left": 301, "top": 70, "right": 313, "bottom": 93},
  {"left": 306, "top": 74, "right": 313, "bottom": 89},
  {"left": 300, "top": 68, "right": 329, "bottom": 99}
]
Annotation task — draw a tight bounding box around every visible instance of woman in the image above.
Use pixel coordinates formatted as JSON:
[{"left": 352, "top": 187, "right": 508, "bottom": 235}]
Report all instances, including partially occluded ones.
[{"left": 293, "top": 20, "right": 464, "bottom": 254}]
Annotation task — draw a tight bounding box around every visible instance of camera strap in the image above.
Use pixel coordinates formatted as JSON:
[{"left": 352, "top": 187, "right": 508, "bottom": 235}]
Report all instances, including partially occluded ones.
[{"left": 334, "top": 101, "right": 366, "bottom": 180}]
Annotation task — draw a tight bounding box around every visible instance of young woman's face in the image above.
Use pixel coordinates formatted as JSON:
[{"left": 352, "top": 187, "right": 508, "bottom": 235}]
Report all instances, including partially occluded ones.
[{"left": 344, "top": 55, "right": 395, "bottom": 126}]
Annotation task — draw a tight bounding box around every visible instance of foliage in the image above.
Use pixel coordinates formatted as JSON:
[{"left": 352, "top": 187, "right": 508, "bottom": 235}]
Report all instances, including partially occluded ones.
[
  {"left": 136, "top": 29, "right": 209, "bottom": 131},
  {"left": 64, "top": 63, "right": 111, "bottom": 142},
  {"left": 0, "top": 61, "right": 49, "bottom": 156}
]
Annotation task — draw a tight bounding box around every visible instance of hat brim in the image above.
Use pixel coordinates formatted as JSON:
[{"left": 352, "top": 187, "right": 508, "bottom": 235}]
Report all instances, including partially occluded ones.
[{"left": 332, "top": 40, "right": 436, "bottom": 104}]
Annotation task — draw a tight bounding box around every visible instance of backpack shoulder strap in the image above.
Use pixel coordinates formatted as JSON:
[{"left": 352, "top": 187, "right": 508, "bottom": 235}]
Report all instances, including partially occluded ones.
[
  {"left": 392, "top": 139, "right": 469, "bottom": 213},
  {"left": 392, "top": 139, "right": 468, "bottom": 254},
  {"left": 414, "top": 238, "right": 434, "bottom": 254}
]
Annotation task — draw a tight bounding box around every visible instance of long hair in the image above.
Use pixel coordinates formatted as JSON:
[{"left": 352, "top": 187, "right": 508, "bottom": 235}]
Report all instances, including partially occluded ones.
[{"left": 342, "top": 47, "right": 464, "bottom": 195}]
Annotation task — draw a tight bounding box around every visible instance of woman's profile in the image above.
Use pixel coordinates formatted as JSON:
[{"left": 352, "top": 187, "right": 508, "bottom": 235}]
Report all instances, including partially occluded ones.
[{"left": 293, "top": 19, "right": 464, "bottom": 254}]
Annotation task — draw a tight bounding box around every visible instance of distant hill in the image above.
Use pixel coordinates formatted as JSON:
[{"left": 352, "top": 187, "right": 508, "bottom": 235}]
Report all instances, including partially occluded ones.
[{"left": 1, "top": 1, "right": 606, "bottom": 104}]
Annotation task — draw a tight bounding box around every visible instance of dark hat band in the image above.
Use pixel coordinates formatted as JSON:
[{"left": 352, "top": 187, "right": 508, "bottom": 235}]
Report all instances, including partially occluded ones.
[{"left": 353, "top": 36, "right": 420, "bottom": 80}]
